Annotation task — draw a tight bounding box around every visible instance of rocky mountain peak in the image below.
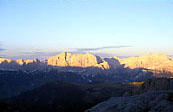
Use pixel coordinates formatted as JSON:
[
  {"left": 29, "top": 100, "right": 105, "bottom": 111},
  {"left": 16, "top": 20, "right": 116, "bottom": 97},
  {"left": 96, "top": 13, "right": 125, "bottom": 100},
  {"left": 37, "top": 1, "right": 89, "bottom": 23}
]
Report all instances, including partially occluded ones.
[
  {"left": 58, "top": 52, "right": 71, "bottom": 57},
  {"left": 0, "top": 58, "right": 12, "bottom": 64},
  {"left": 119, "top": 53, "right": 173, "bottom": 73},
  {"left": 45, "top": 52, "right": 110, "bottom": 69},
  {"left": 16, "top": 59, "right": 40, "bottom": 65}
]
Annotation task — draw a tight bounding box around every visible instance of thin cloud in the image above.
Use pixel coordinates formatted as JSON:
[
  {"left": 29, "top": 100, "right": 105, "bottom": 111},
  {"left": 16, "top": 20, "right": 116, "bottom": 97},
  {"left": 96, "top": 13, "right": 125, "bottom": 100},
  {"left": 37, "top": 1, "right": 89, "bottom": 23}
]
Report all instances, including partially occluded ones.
[
  {"left": 73, "top": 45, "right": 132, "bottom": 52},
  {"left": 0, "top": 41, "right": 6, "bottom": 52},
  {"left": 23, "top": 51, "right": 60, "bottom": 55},
  {"left": 3, "top": 45, "right": 132, "bottom": 59},
  {"left": 0, "top": 48, "right": 6, "bottom": 51},
  {"left": 11, "top": 51, "right": 61, "bottom": 60},
  {"left": 21, "top": 51, "right": 115, "bottom": 59}
]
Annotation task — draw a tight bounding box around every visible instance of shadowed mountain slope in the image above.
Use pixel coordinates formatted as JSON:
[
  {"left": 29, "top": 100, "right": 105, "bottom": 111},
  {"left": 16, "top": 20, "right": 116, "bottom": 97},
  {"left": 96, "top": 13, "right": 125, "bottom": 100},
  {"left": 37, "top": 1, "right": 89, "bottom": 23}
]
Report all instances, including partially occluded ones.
[
  {"left": 86, "top": 78, "right": 173, "bottom": 112},
  {"left": 5, "top": 81, "right": 137, "bottom": 112},
  {"left": 85, "top": 90, "right": 173, "bottom": 112}
]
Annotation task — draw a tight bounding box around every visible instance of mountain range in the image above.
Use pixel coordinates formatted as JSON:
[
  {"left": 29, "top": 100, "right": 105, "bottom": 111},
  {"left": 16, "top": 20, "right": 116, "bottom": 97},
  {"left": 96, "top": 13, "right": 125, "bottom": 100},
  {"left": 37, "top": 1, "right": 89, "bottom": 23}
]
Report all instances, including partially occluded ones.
[
  {"left": 0, "top": 52, "right": 173, "bottom": 112},
  {"left": 0, "top": 52, "right": 173, "bottom": 76}
]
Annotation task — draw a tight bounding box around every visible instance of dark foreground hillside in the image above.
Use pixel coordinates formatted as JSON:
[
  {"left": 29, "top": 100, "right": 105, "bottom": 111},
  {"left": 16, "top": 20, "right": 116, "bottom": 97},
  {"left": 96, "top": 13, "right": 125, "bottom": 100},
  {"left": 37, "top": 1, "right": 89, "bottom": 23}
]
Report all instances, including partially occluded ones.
[
  {"left": 6, "top": 82, "right": 86, "bottom": 112},
  {"left": 3, "top": 81, "right": 135, "bottom": 112},
  {"left": 1, "top": 78, "right": 172, "bottom": 112},
  {"left": 0, "top": 102, "right": 21, "bottom": 112}
]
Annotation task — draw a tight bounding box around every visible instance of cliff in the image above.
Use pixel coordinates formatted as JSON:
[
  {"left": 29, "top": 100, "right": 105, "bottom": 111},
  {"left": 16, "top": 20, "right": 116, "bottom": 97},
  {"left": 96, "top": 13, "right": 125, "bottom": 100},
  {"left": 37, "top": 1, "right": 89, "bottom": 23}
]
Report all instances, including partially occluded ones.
[
  {"left": 85, "top": 90, "right": 173, "bottom": 112},
  {"left": 44, "top": 52, "right": 110, "bottom": 69},
  {"left": 118, "top": 53, "right": 173, "bottom": 73}
]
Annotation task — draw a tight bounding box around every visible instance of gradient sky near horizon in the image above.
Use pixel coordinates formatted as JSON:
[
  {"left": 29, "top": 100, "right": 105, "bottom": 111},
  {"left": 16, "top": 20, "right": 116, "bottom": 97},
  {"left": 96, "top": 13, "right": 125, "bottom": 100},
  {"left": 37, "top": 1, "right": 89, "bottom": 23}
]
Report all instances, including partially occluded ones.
[{"left": 0, "top": 0, "right": 172, "bottom": 59}]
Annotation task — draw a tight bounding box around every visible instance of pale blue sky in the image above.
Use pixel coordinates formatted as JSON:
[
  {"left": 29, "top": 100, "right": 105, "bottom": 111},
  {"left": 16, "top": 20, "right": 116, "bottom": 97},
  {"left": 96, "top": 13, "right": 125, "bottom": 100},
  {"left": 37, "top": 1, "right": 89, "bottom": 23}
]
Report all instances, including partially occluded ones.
[{"left": 0, "top": 0, "right": 172, "bottom": 59}]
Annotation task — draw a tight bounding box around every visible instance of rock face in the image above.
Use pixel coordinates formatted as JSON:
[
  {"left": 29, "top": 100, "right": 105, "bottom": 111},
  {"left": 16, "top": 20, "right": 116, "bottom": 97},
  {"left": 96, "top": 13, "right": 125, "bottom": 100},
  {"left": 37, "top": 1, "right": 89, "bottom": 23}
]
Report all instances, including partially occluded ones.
[
  {"left": 121, "top": 78, "right": 171, "bottom": 97},
  {"left": 171, "top": 57, "right": 173, "bottom": 61},
  {"left": 44, "top": 52, "right": 110, "bottom": 69},
  {"left": 0, "top": 58, "right": 43, "bottom": 71},
  {"left": 131, "top": 78, "right": 170, "bottom": 95},
  {"left": 85, "top": 90, "right": 173, "bottom": 112},
  {"left": 0, "top": 58, "right": 40, "bottom": 65},
  {"left": 86, "top": 78, "right": 173, "bottom": 112},
  {"left": 118, "top": 53, "right": 173, "bottom": 73},
  {"left": 0, "top": 58, "right": 12, "bottom": 64},
  {"left": 16, "top": 59, "right": 40, "bottom": 65}
]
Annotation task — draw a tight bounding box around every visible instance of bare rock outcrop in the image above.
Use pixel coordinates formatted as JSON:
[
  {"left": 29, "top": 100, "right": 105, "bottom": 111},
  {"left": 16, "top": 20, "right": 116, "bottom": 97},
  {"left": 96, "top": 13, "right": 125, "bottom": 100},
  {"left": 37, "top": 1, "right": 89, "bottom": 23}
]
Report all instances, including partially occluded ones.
[
  {"left": 118, "top": 53, "right": 173, "bottom": 74},
  {"left": 16, "top": 59, "right": 40, "bottom": 65},
  {"left": 85, "top": 90, "right": 173, "bottom": 112},
  {"left": 44, "top": 52, "right": 110, "bottom": 69},
  {"left": 131, "top": 78, "right": 170, "bottom": 96},
  {"left": 0, "top": 58, "right": 12, "bottom": 64}
]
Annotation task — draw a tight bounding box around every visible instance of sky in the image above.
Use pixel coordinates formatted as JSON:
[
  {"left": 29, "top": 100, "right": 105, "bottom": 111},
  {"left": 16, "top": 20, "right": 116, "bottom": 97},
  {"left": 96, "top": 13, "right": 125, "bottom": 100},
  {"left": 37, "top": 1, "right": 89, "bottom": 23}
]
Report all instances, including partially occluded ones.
[{"left": 0, "top": 0, "right": 172, "bottom": 59}]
